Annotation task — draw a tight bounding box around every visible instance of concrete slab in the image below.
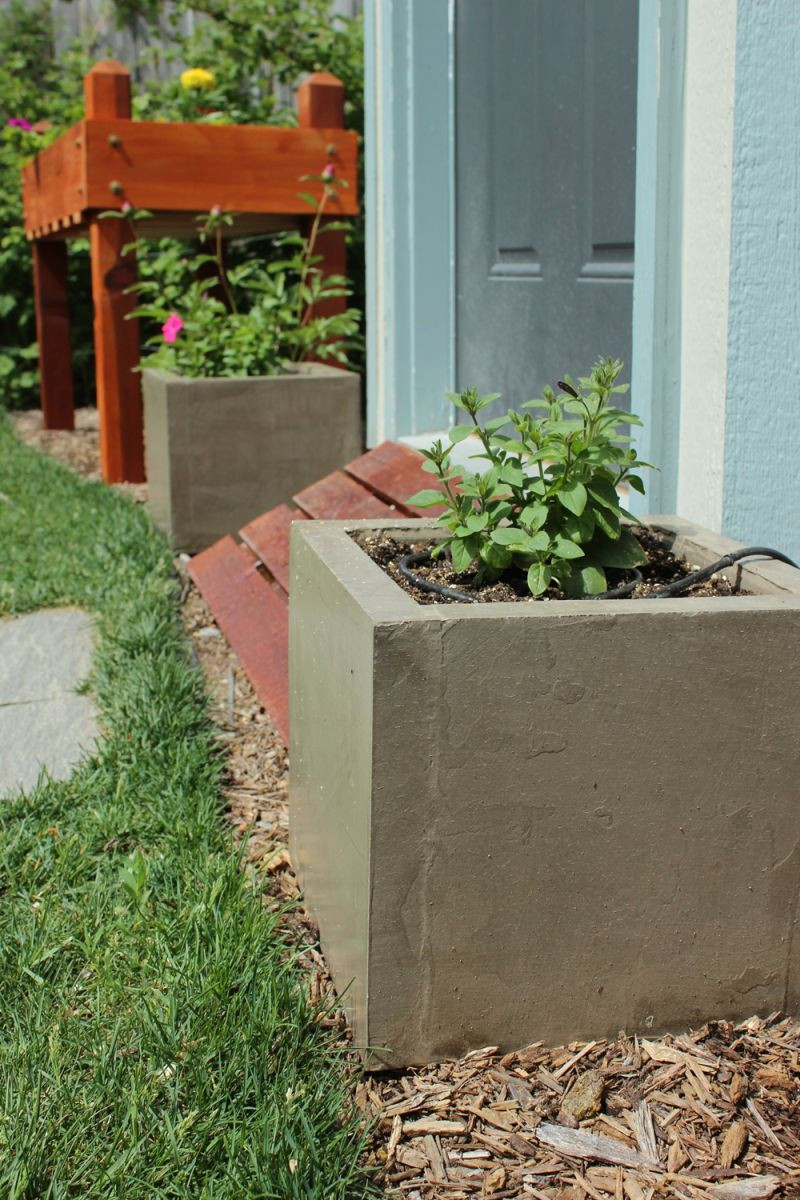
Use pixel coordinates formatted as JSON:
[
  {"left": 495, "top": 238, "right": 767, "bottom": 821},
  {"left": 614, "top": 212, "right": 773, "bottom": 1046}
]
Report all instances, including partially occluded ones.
[{"left": 0, "top": 609, "right": 99, "bottom": 795}]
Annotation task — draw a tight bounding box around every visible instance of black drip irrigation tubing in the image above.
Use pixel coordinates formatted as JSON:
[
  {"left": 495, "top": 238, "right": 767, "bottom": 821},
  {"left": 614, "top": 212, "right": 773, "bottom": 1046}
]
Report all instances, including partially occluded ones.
[
  {"left": 397, "top": 547, "right": 798, "bottom": 605},
  {"left": 397, "top": 551, "right": 477, "bottom": 603},
  {"left": 643, "top": 545, "right": 798, "bottom": 597}
]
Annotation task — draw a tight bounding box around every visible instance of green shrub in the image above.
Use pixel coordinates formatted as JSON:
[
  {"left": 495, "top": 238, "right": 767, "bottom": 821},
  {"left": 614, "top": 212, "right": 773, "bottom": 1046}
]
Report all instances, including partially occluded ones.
[
  {"left": 125, "top": 198, "right": 361, "bottom": 378},
  {"left": 0, "top": 0, "right": 363, "bottom": 411}
]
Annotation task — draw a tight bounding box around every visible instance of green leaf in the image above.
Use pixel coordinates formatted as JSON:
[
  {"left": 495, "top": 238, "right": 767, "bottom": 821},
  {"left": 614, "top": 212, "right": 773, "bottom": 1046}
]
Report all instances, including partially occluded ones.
[
  {"left": 498, "top": 462, "right": 524, "bottom": 488},
  {"left": 527, "top": 562, "right": 553, "bottom": 596},
  {"left": 564, "top": 564, "right": 608, "bottom": 596},
  {"left": 586, "top": 477, "right": 620, "bottom": 512},
  {"left": 587, "top": 527, "right": 648, "bottom": 568},
  {"left": 490, "top": 526, "right": 524, "bottom": 546},
  {"left": 552, "top": 535, "right": 585, "bottom": 560},
  {"left": 486, "top": 500, "right": 514, "bottom": 522},
  {"left": 562, "top": 508, "right": 596, "bottom": 542},
  {"left": 407, "top": 489, "right": 445, "bottom": 509},
  {"left": 626, "top": 474, "right": 646, "bottom": 495},
  {"left": 464, "top": 511, "right": 489, "bottom": 533},
  {"left": 447, "top": 390, "right": 469, "bottom": 412},
  {"left": 448, "top": 424, "right": 474, "bottom": 443},
  {"left": 480, "top": 541, "right": 512, "bottom": 570},
  {"left": 450, "top": 534, "right": 478, "bottom": 574},
  {"left": 591, "top": 504, "right": 621, "bottom": 539},
  {"left": 483, "top": 415, "right": 511, "bottom": 433},
  {"left": 475, "top": 391, "right": 502, "bottom": 411},
  {"left": 489, "top": 527, "right": 547, "bottom": 553},
  {"left": 519, "top": 503, "right": 548, "bottom": 531},
  {"left": 557, "top": 480, "right": 587, "bottom": 516}
]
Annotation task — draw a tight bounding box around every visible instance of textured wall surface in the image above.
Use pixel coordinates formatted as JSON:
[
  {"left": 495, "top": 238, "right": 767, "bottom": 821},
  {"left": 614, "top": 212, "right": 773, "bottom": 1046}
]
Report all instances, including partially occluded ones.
[{"left": 723, "top": 0, "right": 800, "bottom": 558}]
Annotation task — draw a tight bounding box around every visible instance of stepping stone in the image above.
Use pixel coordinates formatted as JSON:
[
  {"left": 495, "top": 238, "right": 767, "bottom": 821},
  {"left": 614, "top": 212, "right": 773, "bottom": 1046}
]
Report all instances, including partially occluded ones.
[{"left": 0, "top": 608, "right": 99, "bottom": 796}]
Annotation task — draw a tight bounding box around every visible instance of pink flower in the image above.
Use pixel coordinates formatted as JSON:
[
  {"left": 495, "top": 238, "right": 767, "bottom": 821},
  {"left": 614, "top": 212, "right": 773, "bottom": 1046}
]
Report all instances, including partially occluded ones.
[
  {"left": 161, "top": 313, "right": 184, "bottom": 344},
  {"left": 210, "top": 204, "right": 222, "bottom": 216},
  {"left": 7, "top": 117, "right": 34, "bottom": 132},
  {"left": 121, "top": 201, "right": 133, "bottom": 214},
  {"left": 322, "top": 162, "right": 335, "bottom": 180}
]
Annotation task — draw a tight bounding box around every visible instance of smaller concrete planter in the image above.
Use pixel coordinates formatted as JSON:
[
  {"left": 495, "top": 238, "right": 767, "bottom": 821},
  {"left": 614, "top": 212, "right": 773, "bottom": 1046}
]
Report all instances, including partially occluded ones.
[
  {"left": 143, "top": 364, "right": 362, "bottom": 552},
  {"left": 289, "top": 516, "right": 800, "bottom": 1067}
]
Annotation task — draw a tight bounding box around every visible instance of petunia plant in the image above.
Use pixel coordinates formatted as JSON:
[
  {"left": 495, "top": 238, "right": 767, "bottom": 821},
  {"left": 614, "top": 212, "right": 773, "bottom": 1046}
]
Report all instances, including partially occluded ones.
[
  {"left": 408, "top": 358, "right": 655, "bottom": 597},
  {"left": 111, "top": 168, "right": 361, "bottom": 378}
]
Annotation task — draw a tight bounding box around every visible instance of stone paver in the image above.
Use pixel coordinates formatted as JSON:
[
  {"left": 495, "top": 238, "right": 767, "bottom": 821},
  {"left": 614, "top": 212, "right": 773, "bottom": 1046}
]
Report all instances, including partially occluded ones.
[{"left": 0, "top": 609, "right": 99, "bottom": 795}]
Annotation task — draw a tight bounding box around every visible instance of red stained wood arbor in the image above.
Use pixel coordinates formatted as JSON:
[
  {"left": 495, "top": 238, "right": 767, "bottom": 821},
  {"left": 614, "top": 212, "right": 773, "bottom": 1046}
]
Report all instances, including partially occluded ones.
[{"left": 22, "top": 61, "right": 359, "bottom": 483}]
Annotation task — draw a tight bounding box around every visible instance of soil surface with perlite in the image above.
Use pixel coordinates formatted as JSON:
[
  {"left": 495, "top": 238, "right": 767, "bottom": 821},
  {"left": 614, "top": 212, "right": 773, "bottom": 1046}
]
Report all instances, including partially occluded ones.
[{"left": 355, "top": 527, "right": 744, "bottom": 605}]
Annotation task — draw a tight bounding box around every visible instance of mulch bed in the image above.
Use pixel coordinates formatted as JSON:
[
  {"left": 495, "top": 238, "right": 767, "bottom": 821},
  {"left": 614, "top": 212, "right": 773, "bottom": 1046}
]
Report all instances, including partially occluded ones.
[
  {"left": 360, "top": 1018, "right": 800, "bottom": 1199},
  {"left": 13, "top": 406, "right": 800, "bottom": 1198},
  {"left": 355, "top": 529, "right": 742, "bottom": 604}
]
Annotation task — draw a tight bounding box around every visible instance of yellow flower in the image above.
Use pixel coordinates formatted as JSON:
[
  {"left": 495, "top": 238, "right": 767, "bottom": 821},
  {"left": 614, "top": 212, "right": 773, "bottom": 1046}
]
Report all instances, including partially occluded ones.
[{"left": 180, "top": 68, "right": 215, "bottom": 91}]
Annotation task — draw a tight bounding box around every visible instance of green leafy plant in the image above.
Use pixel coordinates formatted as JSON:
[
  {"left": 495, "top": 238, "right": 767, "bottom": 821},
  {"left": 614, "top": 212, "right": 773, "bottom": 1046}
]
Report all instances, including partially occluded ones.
[
  {"left": 118, "top": 172, "right": 361, "bottom": 378},
  {"left": 0, "top": 0, "right": 364, "bottom": 410},
  {"left": 409, "top": 358, "right": 654, "bottom": 597},
  {"left": 0, "top": 2, "right": 91, "bottom": 410}
]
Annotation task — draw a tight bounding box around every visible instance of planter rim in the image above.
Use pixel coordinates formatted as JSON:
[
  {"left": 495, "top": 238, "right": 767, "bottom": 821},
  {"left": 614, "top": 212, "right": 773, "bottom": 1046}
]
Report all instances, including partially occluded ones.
[
  {"left": 292, "top": 514, "right": 800, "bottom": 623},
  {"left": 141, "top": 362, "right": 358, "bottom": 385}
]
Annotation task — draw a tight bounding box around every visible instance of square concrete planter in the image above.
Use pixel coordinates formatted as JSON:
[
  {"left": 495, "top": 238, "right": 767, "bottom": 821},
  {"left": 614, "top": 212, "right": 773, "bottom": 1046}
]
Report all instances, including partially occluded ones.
[
  {"left": 289, "top": 516, "right": 800, "bottom": 1067},
  {"left": 143, "top": 363, "right": 362, "bottom": 552}
]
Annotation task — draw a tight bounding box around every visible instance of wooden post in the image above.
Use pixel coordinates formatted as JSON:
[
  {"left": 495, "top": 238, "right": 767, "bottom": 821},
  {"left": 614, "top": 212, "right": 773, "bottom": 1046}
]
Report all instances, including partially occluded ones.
[
  {"left": 32, "top": 240, "right": 74, "bottom": 430},
  {"left": 297, "top": 71, "right": 345, "bottom": 129},
  {"left": 84, "top": 58, "right": 132, "bottom": 120},
  {"left": 85, "top": 61, "right": 144, "bottom": 483},
  {"left": 297, "top": 73, "right": 348, "bottom": 323}
]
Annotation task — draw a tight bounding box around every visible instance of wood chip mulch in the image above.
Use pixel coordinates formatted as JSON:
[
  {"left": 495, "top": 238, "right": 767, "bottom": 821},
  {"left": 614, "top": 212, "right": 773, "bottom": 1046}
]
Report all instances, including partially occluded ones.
[
  {"left": 13, "top": 407, "right": 800, "bottom": 1199},
  {"left": 361, "top": 1017, "right": 800, "bottom": 1199}
]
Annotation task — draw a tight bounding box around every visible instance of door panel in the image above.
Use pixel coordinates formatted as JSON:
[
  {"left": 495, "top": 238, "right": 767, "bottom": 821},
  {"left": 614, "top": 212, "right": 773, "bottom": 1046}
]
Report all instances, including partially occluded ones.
[{"left": 455, "top": 0, "right": 638, "bottom": 411}]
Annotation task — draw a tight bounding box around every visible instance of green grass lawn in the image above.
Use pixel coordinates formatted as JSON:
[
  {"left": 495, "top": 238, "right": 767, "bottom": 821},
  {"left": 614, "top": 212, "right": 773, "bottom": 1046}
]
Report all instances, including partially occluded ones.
[{"left": 0, "top": 415, "right": 375, "bottom": 1199}]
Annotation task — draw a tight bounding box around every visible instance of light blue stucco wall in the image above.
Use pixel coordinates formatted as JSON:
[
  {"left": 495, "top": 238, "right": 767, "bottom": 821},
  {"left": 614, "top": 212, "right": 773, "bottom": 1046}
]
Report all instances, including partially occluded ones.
[
  {"left": 628, "top": 0, "right": 686, "bottom": 518},
  {"left": 722, "top": 1, "right": 800, "bottom": 559},
  {"left": 364, "top": 0, "right": 455, "bottom": 445}
]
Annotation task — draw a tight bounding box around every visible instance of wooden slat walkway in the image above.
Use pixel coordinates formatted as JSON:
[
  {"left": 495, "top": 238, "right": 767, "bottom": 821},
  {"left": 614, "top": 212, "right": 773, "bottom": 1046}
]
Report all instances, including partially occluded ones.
[
  {"left": 188, "top": 441, "right": 427, "bottom": 742},
  {"left": 239, "top": 505, "right": 308, "bottom": 594}
]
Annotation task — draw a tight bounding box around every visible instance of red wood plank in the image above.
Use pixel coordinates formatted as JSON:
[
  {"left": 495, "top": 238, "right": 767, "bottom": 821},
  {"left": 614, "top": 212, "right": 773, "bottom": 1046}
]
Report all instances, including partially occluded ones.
[
  {"left": 188, "top": 536, "right": 289, "bottom": 743},
  {"left": 345, "top": 440, "right": 447, "bottom": 516},
  {"left": 82, "top": 120, "right": 359, "bottom": 217},
  {"left": 293, "top": 470, "right": 400, "bottom": 520},
  {"left": 32, "top": 240, "right": 74, "bottom": 431},
  {"left": 239, "top": 504, "right": 308, "bottom": 594}
]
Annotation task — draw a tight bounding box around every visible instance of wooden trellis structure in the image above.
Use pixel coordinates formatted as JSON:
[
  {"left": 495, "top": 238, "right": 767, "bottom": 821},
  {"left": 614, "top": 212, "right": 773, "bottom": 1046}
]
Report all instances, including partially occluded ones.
[{"left": 22, "top": 61, "right": 359, "bottom": 483}]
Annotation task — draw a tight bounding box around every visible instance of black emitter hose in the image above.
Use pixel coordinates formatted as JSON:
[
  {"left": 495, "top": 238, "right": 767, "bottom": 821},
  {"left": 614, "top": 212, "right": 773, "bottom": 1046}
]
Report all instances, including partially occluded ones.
[
  {"left": 644, "top": 546, "right": 799, "bottom": 597},
  {"left": 397, "top": 551, "right": 477, "bottom": 603},
  {"left": 398, "top": 546, "right": 799, "bottom": 604}
]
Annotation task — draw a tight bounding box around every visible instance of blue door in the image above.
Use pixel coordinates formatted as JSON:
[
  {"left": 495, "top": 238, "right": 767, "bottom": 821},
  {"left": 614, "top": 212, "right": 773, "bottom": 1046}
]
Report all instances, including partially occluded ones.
[{"left": 455, "top": 0, "right": 639, "bottom": 408}]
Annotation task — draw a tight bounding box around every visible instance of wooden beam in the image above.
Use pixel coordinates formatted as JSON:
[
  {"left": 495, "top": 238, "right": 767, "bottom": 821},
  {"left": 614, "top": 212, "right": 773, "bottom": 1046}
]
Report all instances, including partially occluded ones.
[
  {"left": 89, "top": 214, "right": 143, "bottom": 483},
  {"left": 81, "top": 120, "right": 358, "bottom": 216},
  {"left": 32, "top": 240, "right": 74, "bottom": 430}
]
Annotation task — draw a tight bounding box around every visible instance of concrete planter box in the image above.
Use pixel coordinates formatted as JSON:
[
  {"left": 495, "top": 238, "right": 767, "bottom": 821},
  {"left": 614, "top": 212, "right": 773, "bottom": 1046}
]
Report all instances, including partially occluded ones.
[
  {"left": 289, "top": 516, "right": 800, "bottom": 1067},
  {"left": 143, "top": 364, "right": 362, "bottom": 552}
]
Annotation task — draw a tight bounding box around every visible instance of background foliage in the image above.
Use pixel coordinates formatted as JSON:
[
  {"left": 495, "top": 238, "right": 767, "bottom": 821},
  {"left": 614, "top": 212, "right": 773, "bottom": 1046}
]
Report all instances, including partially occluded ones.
[{"left": 0, "top": 0, "right": 363, "bottom": 410}]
